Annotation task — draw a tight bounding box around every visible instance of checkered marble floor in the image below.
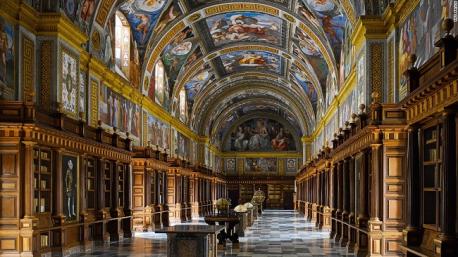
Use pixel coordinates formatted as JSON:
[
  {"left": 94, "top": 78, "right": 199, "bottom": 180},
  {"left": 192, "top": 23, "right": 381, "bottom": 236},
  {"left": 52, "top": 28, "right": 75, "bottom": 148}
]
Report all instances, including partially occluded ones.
[{"left": 73, "top": 210, "right": 354, "bottom": 257}]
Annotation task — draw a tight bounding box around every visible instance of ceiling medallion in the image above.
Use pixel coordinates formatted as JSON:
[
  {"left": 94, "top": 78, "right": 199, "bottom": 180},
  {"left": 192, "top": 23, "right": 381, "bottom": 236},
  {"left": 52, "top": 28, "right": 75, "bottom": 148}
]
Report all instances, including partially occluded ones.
[{"left": 91, "top": 30, "right": 101, "bottom": 51}]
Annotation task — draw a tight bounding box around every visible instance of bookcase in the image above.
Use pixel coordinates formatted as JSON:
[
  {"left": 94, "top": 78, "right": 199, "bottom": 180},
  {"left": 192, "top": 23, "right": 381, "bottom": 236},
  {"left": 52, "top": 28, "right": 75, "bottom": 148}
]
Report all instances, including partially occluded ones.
[
  {"left": 86, "top": 157, "right": 96, "bottom": 209},
  {"left": 420, "top": 122, "right": 443, "bottom": 231},
  {"left": 239, "top": 184, "right": 254, "bottom": 203},
  {"left": 150, "top": 171, "right": 156, "bottom": 205},
  {"left": 118, "top": 164, "right": 125, "bottom": 208},
  {"left": 33, "top": 148, "right": 52, "bottom": 214},
  {"left": 267, "top": 184, "right": 281, "bottom": 208},
  {"left": 103, "top": 162, "right": 112, "bottom": 209}
]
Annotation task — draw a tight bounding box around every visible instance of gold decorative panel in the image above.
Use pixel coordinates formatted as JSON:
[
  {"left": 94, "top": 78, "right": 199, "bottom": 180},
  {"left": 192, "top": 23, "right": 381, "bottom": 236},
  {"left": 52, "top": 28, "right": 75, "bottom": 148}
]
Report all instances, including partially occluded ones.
[
  {"left": 22, "top": 35, "right": 34, "bottom": 103},
  {"left": 95, "top": 0, "right": 116, "bottom": 26},
  {"left": 90, "top": 79, "right": 98, "bottom": 127},
  {"left": 388, "top": 38, "right": 394, "bottom": 103},
  {"left": 40, "top": 41, "right": 53, "bottom": 112},
  {"left": 370, "top": 43, "right": 384, "bottom": 98}
]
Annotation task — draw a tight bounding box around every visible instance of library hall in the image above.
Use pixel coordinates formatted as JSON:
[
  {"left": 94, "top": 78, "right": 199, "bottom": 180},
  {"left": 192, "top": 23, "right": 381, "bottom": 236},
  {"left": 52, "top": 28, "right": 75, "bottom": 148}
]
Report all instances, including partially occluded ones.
[{"left": 0, "top": 0, "right": 457, "bottom": 256}]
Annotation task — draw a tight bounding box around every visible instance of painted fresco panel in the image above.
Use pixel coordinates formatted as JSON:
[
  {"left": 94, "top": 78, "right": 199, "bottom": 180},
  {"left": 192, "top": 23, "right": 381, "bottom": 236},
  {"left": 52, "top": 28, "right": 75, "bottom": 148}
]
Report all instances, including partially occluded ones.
[
  {"left": 291, "top": 65, "right": 318, "bottom": 112},
  {"left": 98, "top": 84, "right": 141, "bottom": 137},
  {"left": 286, "top": 158, "right": 298, "bottom": 174},
  {"left": 154, "top": 1, "right": 182, "bottom": 35},
  {"left": 301, "top": 0, "right": 346, "bottom": 61},
  {"left": 147, "top": 114, "right": 170, "bottom": 150},
  {"left": 161, "top": 27, "right": 197, "bottom": 90},
  {"left": 205, "top": 12, "right": 283, "bottom": 47},
  {"left": 399, "top": 0, "right": 450, "bottom": 100},
  {"left": 220, "top": 50, "right": 282, "bottom": 75},
  {"left": 61, "top": 49, "right": 79, "bottom": 115},
  {"left": 245, "top": 158, "right": 277, "bottom": 173},
  {"left": 0, "top": 17, "right": 14, "bottom": 99},
  {"left": 224, "top": 118, "right": 296, "bottom": 152},
  {"left": 119, "top": 0, "right": 167, "bottom": 46},
  {"left": 225, "top": 158, "right": 236, "bottom": 174}
]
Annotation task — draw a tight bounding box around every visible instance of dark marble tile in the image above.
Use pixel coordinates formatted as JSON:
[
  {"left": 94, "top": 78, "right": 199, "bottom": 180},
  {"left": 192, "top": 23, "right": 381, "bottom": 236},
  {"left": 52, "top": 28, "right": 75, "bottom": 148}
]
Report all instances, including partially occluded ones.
[{"left": 72, "top": 210, "right": 354, "bottom": 257}]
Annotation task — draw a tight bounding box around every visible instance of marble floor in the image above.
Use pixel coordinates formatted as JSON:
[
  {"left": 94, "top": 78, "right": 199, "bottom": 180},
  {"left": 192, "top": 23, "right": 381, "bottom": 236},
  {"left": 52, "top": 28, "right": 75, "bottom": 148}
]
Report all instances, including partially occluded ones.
[{"left": 73, "top": 210, "right": 354, "bottom": 257}]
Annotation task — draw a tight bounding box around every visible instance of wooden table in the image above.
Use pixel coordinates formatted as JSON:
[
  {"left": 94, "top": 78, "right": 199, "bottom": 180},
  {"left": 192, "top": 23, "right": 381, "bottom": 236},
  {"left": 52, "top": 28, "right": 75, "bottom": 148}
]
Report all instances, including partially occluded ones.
[
  {"left": 156, "top": 225, "right": 225, "bottom": 257},
  {"left": 204, "top": 214, "right": 240, "bottom": 249}
]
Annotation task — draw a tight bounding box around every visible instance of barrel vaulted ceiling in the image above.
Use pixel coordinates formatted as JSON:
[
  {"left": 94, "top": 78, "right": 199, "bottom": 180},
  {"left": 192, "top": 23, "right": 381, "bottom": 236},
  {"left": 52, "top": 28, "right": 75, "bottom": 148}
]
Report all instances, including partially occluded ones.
[{"left": 65, "top": 0, "right": 363, "bottom": 149}]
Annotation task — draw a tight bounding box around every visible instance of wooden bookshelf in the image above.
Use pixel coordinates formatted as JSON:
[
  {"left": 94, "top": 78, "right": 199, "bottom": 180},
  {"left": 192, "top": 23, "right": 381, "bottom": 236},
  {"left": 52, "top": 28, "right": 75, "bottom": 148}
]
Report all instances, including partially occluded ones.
[
  {"left": 150, "top": 171, "right": 156, "bottom": 205},
  {"left": 267, "top": 184, "right": 281, "bottom": 208},
  {"left": 421, "top": 123, "right": 442, "bottom": 231},
  {"left": 239, "top": 184, "right": 254, "bottom": 204},
  {"left": 33, "top": 148, "right": 52, "bottom": 214},
  {"left": 118, "top": 164, "right": 125, "bottom": 208},
  {"left": 104, "top": 162, "right": 112, "bottom": 209},
  {"left": 86, "top": 157, "right": 96, "bottom": 209}
]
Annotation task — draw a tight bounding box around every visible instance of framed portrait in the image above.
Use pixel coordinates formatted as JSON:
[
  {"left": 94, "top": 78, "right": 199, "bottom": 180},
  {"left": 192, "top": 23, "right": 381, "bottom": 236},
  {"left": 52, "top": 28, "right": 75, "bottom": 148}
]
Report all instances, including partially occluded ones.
[
  {"left": 62, "top": 154, "right": 79, "bottom": 222},
  {"left": 0, "top": 17, "right": 15, "bottom": 100},
  {"left": 60, "top": 47, "right": 79, "bottom": 117}
]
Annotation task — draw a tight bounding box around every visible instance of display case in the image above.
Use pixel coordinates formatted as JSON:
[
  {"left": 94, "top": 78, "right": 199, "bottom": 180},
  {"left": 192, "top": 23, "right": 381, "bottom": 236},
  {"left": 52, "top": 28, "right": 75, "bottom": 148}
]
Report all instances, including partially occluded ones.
[
  {"left": 118, "top": 164, "right": 125, "bottom": 208},
  {"left": 86, "top": 157, "right": 97, "bottom": 209},
  {"left": 420, "top": 122, "right": 442, "bottom": 231},
  {"left": 33, "top": 148, "right": 53, "bottom": 214},
  {"left": 104, "top": 161, "right": 112, "bottom": 209}
]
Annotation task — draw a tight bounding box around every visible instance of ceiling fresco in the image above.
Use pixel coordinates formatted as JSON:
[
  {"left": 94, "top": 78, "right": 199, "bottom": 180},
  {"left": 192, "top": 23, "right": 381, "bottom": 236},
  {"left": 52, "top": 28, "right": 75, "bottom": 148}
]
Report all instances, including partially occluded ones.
[
  {"left": 202, "top": 11, "right": 286, "bottom": 48},
  {"left": 58, "top": 0, "right": 361, "bottom": 151},
  {"left": 218, "top": 50, "right": 284, "bottom": 75}
]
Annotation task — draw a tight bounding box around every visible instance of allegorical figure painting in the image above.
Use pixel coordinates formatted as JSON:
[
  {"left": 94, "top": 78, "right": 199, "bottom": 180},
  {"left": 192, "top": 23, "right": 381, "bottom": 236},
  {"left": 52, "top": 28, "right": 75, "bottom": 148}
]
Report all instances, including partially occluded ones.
[
  {"left": 98, "top": 84, "right": 141, "bottom": 138},
  {"left": 245, "top": 158, "right": 277, "bottom": 173},
  {"left": 0, "top": 17, "right": 14, "bottom": 99},
  {"left": 206, "top": 11, "right": 283, "bottom": 47},
  {"left": 147, "top": 114, "right": 170, "bottom": 149},
  {"left": 61, "top": 50, "right": 78, "bottom": 114},
  {"left": 220, "top": 50, "right": 281, "bottom": 75},
  {"left": 118, "top": 0, "right": 167, "bottom": 46},
  {"left": 224, "top": 118, "right": 296, "bottom": 152},
  {"left": 62, "top": 155, "right": 78, "bottom": 221}
]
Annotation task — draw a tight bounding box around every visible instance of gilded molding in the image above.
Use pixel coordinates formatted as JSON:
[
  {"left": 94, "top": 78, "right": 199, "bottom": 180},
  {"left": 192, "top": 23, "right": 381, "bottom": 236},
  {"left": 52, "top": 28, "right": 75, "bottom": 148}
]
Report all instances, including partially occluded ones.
[
  {"left": 36, "top": 14, "right": 87, "bottom": 52},
  {"left": 39, "top": 40, "right": 53, "bottom": 112},
  {"left": 388, "top": 38, "right": 394, "bottom": 103},
  {"left": 22, "top": 35, "right": 34, "bottom": 103},
  {"left": 95, "top": 0, "right": 116, "bottom": 26},
  {"left": 90, "top": 79, "right": 98, "bottom": 127},
  {"left": 370, "top": 43, "right": 384, "bottom": 98}
]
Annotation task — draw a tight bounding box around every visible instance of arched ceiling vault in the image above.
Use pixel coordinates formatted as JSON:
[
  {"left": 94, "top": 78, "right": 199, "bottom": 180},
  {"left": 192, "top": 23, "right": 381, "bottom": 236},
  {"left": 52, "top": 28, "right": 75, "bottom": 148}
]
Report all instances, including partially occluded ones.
[
  {"left": 194, "top": 83, "right": 315, "bottom": 136},
  {"left": 88, "top": 0, "right": 353, "bottom": 150},
  {"left": 209, "top": 99, "right": 305, "bottom": 146}
]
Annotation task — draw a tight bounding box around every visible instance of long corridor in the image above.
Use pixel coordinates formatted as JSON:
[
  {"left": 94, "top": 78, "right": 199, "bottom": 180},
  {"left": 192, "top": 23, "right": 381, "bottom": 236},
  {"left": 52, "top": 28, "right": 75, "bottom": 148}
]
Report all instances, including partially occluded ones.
[{"left": 74, "top": 210, "right": 353, "bottom": 257}]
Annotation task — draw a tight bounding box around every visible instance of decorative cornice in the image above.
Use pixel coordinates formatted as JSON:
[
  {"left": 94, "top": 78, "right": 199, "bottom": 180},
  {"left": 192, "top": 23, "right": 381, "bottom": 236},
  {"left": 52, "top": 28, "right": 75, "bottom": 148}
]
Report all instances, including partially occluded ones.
[{"left": 36, "top": 13, "right": 88, "bottom": 52}]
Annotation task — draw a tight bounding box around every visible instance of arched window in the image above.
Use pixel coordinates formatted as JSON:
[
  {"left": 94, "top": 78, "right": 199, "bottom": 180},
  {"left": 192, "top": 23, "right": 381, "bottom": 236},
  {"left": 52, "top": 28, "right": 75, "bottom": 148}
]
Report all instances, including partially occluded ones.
[
  {"left": 114, "top": 11, "right": 131, "bottom": 78},
  {"left": 179, "top": 88, "right": 186, "bottom": 122},
  {"left": 155, "top": 61, "right": 165, "bottom": 104}
]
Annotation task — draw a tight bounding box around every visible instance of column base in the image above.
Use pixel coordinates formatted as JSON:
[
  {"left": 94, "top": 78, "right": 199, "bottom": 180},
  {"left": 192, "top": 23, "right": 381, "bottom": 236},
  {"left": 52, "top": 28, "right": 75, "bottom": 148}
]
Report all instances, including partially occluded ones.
[
  {"left": 434, "top": 234, "right": 457, "bottom": 257},
  {"left": 402, "top": 226, "right": 422, "bottom": 247}
]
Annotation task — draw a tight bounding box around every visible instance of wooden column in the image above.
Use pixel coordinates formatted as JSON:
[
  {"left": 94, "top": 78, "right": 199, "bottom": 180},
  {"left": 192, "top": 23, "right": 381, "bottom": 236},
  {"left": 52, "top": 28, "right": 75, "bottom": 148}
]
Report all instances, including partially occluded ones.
[
  {"left": 370, "top": 140, "right": 382, "bottom": 223},
  {"left": 357, "top": 151, "right": 369, "bottom": 227},
  {"left": 348, "top": 156, "right": 356, "bottom": 252},
  {"left": 335, "top": 161, "right": 343, "bottom": 242},
  {"left": 341, "top": 158, "right": 349, "bottom": 247},
  {"left": 53, "top": 149, "right": 65, "bottom": 225},
  {"left": 403, "top": 127, "right": 421, "bottom": 246}
]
